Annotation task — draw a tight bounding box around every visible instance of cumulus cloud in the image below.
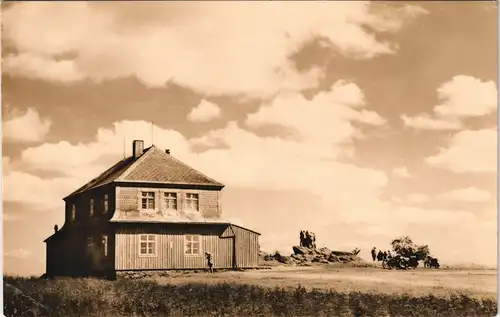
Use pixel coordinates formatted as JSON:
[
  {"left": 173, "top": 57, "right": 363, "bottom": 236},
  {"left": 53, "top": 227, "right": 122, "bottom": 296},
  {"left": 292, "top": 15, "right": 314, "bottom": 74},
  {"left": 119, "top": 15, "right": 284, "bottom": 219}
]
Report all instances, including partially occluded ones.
[
  {"left": 425, "top": 129, "right": 497, "bottom": 173},
  {"left": 187, "top": 100, "right": 221, "bottom": 122},
  {"left": 3, "top": 2, "right": 427, "bottom": 98},
  {"left": 438, "top": 187, "right": 491, "bottom": 203},
  {"left": 3, "top": 171, "right": 82, "bottom": 210},
  {"left": 3, "top": 108, "right": 53, "bottom": 143},
  {"left": 401, "top": 75, "right": 497, "bottom": 130},
  {"left": 245, "top": 80, "right": 386, "bottom": 148},
  {"left": 3, "top": 53, "right": 84, "bottom": 83},
  {"left": 392, "top": 166, "right": 412, "bottom": 178},
  {"left": 434, "top": 75, "right": 497, "bottom": 118},
  {"left": 401, "top": 114, "right": 462, "bottom": 130},
  {"left": 13, "top": 121, "right": 190, "bottom": 180}
]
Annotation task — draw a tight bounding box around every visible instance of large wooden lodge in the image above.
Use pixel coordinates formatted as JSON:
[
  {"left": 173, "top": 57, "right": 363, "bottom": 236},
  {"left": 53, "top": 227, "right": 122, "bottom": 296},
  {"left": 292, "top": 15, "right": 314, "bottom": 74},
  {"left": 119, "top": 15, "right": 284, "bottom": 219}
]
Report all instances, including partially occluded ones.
[{"left": 44, "top": 140, "right": 260, "bottom": 278}]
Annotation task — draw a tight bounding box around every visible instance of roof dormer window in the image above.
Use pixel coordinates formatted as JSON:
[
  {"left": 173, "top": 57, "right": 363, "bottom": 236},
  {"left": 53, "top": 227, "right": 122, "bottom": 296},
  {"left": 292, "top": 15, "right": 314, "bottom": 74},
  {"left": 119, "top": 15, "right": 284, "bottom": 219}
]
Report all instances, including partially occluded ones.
[
  {"left": 186, "top": 193, "right": 199, "bottom": 211},
  {"left": 141, "top": 191, "right": 155, "bottom": 210},
  {"left": 164, "top": 192, "right": 177, "bottom": 210}
]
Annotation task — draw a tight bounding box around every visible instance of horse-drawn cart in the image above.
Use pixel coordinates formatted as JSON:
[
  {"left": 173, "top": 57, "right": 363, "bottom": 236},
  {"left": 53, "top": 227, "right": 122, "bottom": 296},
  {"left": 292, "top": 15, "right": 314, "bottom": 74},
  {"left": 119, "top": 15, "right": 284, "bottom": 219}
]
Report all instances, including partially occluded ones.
[{"left": 382, "top": 255, "right": 419, "bottom": 270}]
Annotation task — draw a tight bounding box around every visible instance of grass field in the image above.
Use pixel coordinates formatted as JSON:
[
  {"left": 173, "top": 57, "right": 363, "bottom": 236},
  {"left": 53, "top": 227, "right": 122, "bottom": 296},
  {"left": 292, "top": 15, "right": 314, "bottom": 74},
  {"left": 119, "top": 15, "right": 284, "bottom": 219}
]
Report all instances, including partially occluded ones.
[
  {"left": 152, "top": 265, "right": 498, "bottom": 299},
  {"left": 4, "top": 265, "right": 498, "bottom": 317}
]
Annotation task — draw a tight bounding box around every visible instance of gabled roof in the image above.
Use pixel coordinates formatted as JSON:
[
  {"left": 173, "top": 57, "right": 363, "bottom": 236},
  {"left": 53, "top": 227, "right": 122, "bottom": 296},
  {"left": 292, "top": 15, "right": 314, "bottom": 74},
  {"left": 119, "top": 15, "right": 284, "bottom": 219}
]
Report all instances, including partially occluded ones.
[{"left": 64, "top": 146, "right": 224, "bottom": 199}]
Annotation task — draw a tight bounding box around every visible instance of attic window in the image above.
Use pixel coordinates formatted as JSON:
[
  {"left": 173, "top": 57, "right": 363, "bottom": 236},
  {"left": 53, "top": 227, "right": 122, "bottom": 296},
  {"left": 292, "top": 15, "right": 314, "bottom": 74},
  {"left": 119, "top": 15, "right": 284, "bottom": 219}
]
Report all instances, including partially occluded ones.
[
  {"left": 141, "top": 192, "right": 155, "bottom": 210},
  {"left": 164, "top": 193, "right": 177, "bottom": 210},
  {"left": 186, "top": 193, "right": 199, "bottom": 211}
]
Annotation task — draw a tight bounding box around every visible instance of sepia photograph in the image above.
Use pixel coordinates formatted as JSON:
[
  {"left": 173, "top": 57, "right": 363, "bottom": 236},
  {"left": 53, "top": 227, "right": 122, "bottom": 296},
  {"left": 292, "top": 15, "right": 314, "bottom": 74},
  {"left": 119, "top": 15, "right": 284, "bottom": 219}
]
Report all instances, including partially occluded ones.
[{"left": 1, "top": 1, "right": 498, "bottom": 316}]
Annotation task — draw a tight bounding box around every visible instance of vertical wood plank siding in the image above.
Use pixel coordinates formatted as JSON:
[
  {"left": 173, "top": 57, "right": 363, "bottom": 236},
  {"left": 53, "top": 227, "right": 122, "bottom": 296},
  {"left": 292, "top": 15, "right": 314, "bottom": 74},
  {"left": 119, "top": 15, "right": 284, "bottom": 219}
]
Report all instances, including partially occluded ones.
[
  {"left": 115, "top": 224, "right": 260, "bottom": 270},
  {"left": 232, "top": 225, "right": 260, "bottom": 268}
]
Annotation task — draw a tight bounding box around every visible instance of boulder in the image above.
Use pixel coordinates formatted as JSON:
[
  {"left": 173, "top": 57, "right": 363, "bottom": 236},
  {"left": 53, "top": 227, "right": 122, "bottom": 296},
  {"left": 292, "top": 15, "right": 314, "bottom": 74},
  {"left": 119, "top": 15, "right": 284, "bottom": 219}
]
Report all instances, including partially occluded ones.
[
  {"left": 331, "top": 250, "right": 356, "bottom": 256},
  {"left": 292, "top": 246, "right": 310, "bottom": 255},
  {"left": 313, "top": 249, "right": 323, "bottom": 255},
  {"left": 318, "top": 247, "right": 333, "bottom": 256},
  {"left": 264, "top": 251, "right": 292, "bottom": 264},
  {"left": 328, "top": 254, "right": 340, "bottom": 262},
  {"left": 290, "top": 254, "right": 303, "bottom": 260},
  {"left": 263, "top": 254, "right": 275, "bottom": 261},
  {"left": 311, "top": 256, "right": 322, "bottom": 263}
]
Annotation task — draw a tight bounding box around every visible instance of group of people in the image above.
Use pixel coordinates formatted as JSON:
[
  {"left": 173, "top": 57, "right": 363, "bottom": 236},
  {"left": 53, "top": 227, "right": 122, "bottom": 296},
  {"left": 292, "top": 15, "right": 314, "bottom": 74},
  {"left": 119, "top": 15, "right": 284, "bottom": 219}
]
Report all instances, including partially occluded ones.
[
  {"left": 300, "top": 230, "right": 316, "bottom": 249},
  {"left": 371, "top": 247, "right": 392, "bottom": 262}
]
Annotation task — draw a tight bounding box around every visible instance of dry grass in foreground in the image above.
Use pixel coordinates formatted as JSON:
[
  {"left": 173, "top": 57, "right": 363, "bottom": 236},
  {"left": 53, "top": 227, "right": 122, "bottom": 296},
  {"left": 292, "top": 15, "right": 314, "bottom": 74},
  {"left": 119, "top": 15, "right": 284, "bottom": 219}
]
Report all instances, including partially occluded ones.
[{"left": 4, "top": 275, "right": 498, "bottom": 317}]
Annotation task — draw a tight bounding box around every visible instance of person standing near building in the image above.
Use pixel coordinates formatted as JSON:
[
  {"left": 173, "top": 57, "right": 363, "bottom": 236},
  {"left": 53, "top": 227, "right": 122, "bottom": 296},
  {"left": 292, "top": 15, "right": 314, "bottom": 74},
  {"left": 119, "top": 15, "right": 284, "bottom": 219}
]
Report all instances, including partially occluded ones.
[{"left": 205, "top": 252, "right": 214, "bottom": 273}]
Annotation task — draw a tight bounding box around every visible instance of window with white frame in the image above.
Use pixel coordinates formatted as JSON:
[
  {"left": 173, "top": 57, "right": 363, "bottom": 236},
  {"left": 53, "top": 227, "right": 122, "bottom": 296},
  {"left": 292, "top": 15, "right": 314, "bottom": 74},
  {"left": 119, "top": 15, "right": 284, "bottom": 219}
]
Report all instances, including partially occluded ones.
[
  {"left": 139, "top": 234, "right": 156, "bottom": 256},
  {"left": 141, "top": 192, "right": 155, "bottom": 210},
  {"left": 102, "top": 235, "right": 108, "bottom": 257},
  {"left": 71, "top": 204, "right": 76, "bottom": 222},
  {"left": 184, "top": 235, "right": 201, "bottom": 255},
  {"left": 89, "top": 198, "right": 94, "bottom": 217},
  {"left": 164, "top": 192, "right": 177, "bottom": 210},
  {"left": 186, "top": 193, "right": 199, "bottom": 211},
  {"left": 103, "top": 194, "right": 109, "bottom": 213}
]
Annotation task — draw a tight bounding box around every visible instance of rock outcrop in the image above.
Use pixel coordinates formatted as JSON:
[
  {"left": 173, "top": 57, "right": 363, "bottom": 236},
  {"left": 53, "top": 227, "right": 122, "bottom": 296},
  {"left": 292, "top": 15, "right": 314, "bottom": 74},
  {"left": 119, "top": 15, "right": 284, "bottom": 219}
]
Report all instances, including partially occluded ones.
[
  {"left": 261, "top": 246, "right": 364, "bottom": 266},
  {"left": 261, "top": 251, "right": 293, "bottom": 264}
]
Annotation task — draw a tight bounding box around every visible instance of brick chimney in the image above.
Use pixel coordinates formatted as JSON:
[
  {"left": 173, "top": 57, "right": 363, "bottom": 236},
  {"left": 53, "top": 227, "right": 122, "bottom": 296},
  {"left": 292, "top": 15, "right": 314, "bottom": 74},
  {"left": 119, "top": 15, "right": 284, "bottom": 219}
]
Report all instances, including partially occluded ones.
[{"left": 133, "top": 140, "right": 144, "bottom": 159}]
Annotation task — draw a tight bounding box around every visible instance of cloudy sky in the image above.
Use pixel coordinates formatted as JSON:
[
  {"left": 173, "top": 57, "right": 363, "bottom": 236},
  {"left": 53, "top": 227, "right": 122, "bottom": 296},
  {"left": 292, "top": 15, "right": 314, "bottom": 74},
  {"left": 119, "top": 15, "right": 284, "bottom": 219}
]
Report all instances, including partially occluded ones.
[{"left": 2, "top": 2, "right": 497, "bottom": 275}]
